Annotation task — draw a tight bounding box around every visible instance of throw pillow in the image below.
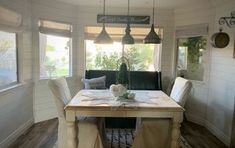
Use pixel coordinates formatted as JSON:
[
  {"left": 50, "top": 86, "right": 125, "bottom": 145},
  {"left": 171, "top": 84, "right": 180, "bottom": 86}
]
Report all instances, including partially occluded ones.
[{"left": 82, "top": 76, "right": 106, "bottom": 89}]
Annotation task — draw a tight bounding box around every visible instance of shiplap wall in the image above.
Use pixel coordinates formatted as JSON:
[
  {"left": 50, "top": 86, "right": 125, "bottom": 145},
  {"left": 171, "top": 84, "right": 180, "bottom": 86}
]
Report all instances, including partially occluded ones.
[
  {"left": 31, "top": 0, "right": 79, "bottom": 122},
  {"left": 206, "top": 1, "right": 235, "bottom": 145},
  {"left": 0, "top": 0, "right": 34, "bottom": 147},
  {"left": 174, "top": 2, "right": 215, "bottom": 125},
  {"left": 174, "top": 0, "right": 235, "bottom": 145},
  {"left": 32, "top": 0, "right": 175, "bottom": 122}
]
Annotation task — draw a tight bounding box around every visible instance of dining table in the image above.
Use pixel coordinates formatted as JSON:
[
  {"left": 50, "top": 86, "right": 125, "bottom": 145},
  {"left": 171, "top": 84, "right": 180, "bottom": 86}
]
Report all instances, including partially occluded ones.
[{"left": 64, "top": 89, "right": 184, "bottom": 148}]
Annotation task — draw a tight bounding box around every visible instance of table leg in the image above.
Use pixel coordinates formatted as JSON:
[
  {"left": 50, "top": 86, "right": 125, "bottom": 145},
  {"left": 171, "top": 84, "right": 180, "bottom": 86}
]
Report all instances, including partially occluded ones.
[
  {"left": 171, "top": 113, "right": 183, "bottom": 148},
  {"left": 66, "top": 110, "right": 77, "bottom": 148}
]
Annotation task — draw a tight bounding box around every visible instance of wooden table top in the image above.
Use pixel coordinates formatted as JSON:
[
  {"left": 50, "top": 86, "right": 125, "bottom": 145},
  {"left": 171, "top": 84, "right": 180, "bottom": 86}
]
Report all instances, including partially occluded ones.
[{"left": 65, "top": 89, "right": 184, "bottom": 112}]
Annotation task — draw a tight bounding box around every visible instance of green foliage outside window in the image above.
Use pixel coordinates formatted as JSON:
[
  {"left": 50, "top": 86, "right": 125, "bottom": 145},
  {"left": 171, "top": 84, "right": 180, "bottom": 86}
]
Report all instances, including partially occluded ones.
[
  {"left": 40, "top": 34, "right": 71, "bottom": 79},
  {"left": 86, "top": 41, "right": 154, "bottom": 71},
  {"left": 0, "top": 40, "right": 13, "bottom": 58},
  {"left": 177, "top": 36, "right": 207, "bottom": 81}
]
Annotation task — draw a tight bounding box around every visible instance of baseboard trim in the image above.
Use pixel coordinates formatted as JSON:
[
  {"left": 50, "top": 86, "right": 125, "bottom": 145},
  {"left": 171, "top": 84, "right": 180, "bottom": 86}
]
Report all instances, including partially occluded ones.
[
  {"left": 185, "top": 113, "right": 206, "bottom": 126},
  {"left": 205, "top": 121, "right": 230, "bottom": 146},
  {"left": 0, "top": 118, "right": 34, "bottom": 148},
  {"left": 185, "top": 113, "right": 230, "bottom": 146}
]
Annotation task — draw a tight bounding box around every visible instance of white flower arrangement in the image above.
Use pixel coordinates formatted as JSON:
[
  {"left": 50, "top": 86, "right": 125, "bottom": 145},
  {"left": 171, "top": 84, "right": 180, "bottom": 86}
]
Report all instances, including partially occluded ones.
[{"left": 110, "top": 84, "right": 135, "bottom": 100}]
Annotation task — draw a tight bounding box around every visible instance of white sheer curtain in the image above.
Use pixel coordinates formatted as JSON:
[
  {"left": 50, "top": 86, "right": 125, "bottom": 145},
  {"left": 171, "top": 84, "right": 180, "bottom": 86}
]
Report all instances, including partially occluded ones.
[{"left": 153, "top": 44, "right": 162, "bottom": 72}]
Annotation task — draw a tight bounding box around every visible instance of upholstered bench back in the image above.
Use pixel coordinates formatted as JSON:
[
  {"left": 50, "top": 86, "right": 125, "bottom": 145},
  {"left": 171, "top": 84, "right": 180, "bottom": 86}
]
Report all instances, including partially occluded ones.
[{"left": 85, "top": 70, "right": 162, "bottom": 90}]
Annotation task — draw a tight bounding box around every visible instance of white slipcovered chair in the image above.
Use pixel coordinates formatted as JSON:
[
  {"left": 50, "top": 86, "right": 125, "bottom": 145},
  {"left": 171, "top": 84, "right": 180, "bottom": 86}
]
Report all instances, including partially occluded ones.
[
  {"left": 132, "top": 77, "right": 192, "bottom": 148},
  {"left": 48, "top": 77, "right": 104, "bottom": 148},
  {"left": 170, "top": 77, "right": 192, "bottom": 107}
]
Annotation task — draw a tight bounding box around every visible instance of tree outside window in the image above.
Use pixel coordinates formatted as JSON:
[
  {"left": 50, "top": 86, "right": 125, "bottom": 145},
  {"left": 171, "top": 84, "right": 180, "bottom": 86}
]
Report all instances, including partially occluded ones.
[
  {"left": 40, "top": 34, "right": 71, "bottom": 79},
  {"left": 177, "top": 36, "right": 207, "bottom": 81},
  {"left": 86, "top": 40, "right": 155, "bottom": 71},
  {"left": 0, "top": 31, "right": 17, "bottom": 88}
]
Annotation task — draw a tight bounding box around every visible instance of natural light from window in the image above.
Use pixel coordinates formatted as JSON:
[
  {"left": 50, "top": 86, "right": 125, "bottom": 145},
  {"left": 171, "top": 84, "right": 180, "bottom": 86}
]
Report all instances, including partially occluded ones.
[
  {"left": 176, "top": 36, "right": 207, "bottom": 81},
  {"left": 86, "top": 40, "right": 155, "bottom": 71},
  {"left": 0, "top": 31, "right": 17, "bottom": 89},
  {"left": 40, "top": 34, "right": 71, "bottom": 79}
]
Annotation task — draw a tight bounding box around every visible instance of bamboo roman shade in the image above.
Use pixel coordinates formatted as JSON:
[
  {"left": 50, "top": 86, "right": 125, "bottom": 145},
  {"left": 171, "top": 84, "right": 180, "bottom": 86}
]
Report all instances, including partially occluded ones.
[
  {"left": 85, "top": 26, "right": 163, "bottom": 43},
  {"left": 176, "top": 24, "right": 208, "bottom": 38},
  {"left": 0, "top": 6, "right": 22, "bottom": 27},
  {"left": 39, "top": 19, "right": 72, "bottom": 37}
]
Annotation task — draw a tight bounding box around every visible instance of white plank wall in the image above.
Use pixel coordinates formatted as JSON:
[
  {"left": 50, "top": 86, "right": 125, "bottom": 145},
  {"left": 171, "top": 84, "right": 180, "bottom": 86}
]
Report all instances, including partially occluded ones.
[
  {"left": 206, "top": 1, "right": 235, "bottom": 145},
  {"left": 31, "top": 0, "right": 79, "bottom": 122},
  {"left": 0, "top": 0, "right": 34, "bottom": 147},
  {"left": 174, "top": 1, "right": 235, "bottom": 145},
  {"left": 174, "top": 2, "right": 215, "bottom": 125}
]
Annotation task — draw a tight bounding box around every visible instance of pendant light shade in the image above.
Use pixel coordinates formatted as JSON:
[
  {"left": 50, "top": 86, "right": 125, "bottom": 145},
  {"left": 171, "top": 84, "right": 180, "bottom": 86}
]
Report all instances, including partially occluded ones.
[
  {"left": 94, "top": 24, "right": 113, "bottom": 44},
  {"left": 122, "top": 24, "right": 134, "bottom": 44},
  {"left": 122, "top": 0, "right": 134, "bottom": 44},
  {"left": 94, "top": 0, "right": 113, "bottom": 44},
  {"left": 144, "top": 0, "right": 161, "bottom": 44},
  {"left": 144, "top": 24, "right": 161, "bottom": 44}
]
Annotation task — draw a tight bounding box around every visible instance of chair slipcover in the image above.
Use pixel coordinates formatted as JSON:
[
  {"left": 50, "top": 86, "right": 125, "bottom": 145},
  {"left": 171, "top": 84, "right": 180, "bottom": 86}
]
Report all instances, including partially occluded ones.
[
  {"left": 132, "top": 119, "right": 171, "bottom": 148},
  {"left": 170, "top": 77, "right": 192, "bottom": 107},
  {"left": 48, "top": 77, "right": 103, "bottom": 148},
  {"left": 132, "top": 77, "right": 192, "bottom": 148}
]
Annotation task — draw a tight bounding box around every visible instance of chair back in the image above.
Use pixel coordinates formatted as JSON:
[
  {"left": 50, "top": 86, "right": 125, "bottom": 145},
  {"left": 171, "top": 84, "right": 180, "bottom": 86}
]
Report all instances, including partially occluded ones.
[
  {"left": 48, "top": 77, "right": 72, "bottom": 119},
  {"left": 48, "top": 77, "right": 72, "bottom": 148},
  {"left": 170, "top": 77, "right": 192, "bottom": 107}
]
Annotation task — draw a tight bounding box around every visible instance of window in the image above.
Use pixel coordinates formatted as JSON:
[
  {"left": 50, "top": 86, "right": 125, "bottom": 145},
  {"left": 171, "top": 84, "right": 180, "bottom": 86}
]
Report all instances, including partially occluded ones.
[
  {"left": 176, "top": 36, "right": 207, "bottom": 81},
  {"left": 0, "top": 31, "right": 18, "bottom": 89},
  {"left": 39, "top": 19, "right": 72, "bottom": 79},
  {"left": 85, "top": 26, "right": 163, "bottom": 71}
]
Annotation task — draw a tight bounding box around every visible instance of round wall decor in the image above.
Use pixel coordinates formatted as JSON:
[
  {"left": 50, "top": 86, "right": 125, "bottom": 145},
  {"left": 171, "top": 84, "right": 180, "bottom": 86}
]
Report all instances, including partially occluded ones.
[{"left": 211, "top": 29, "right": 230, "bottom": 48}]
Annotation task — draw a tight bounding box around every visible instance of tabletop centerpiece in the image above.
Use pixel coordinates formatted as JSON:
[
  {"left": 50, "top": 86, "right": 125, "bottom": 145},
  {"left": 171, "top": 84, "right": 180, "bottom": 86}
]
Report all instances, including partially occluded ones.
[{"left": 109, "top": 47, "right": 135, "bottom": 100}]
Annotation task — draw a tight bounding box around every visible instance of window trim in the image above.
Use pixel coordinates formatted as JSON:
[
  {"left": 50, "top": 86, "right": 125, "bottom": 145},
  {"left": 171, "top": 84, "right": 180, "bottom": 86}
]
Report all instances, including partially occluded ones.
[
  {"left": 38, "top": 32, "right": 73, "bottom": 79},
  {"left": 0, "top": 30, "right": 19, "bottom": 90},
  {"left": 175, "top": 35, "right": 207, "bottom": 82},
  {"left": 85, "top": 40, "right": 158, "bottom": 71}
]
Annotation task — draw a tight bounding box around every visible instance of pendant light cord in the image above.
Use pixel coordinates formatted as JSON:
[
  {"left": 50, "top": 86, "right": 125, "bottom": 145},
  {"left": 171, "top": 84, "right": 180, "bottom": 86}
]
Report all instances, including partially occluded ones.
[
  {"left": 103, "top": 0, "right": 105, "bottom": 16},
  {"left": 128, "top": 0, "right": 130, "bottom": 16},
  {"left": 127, "top": 0, "right": 130, "bottom": 23},
  {"left": 103, "top": 0, "right": 106, "bottom": 26},
  {"left": 152, "top": 0, "right": 155, "bottom": 23}
]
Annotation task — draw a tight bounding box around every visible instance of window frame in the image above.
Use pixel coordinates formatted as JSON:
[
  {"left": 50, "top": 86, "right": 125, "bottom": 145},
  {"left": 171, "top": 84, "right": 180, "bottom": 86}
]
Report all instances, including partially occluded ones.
[
  {"left": 84, "top": 25, "right": 164, "bottom": 72},
  {"left": 0, "top": 30, "right": 19, "bottom": 90},
  {"left": 85, "top": 40, "right": 158, "bottom": 71},
  {"left": 37, "top": 19, "right": 73, "bottom": 80},
  {"left": 38, "top": 32, "right": 73, "bottom": 79},
  {"left": 175, "top": 35, "right": 207, "bottom": 82}
]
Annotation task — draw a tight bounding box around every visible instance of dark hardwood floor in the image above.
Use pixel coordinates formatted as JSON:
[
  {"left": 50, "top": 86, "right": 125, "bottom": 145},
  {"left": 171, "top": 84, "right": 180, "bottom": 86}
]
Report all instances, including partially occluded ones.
[
  {"left": 181, "top": 121, "right": 227, "bottom": 148},
  {"left": 8, "top": 119, "right": 58, "bottom": 148},
  {"left": 8, "top": 118, "right": 227, "bottom": 148}
]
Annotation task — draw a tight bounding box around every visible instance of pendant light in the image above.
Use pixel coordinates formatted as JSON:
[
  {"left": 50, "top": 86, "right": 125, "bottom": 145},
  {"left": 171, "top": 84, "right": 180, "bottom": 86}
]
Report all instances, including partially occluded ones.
[
  {"left": 144, "top": 0, "right": 161, "bottom": 44},
  {"left": 94, "top": 0, "right": 113, "bottom": 44},
  {"left": 122, "top": 0, "right": 134, "bottom": 44}
]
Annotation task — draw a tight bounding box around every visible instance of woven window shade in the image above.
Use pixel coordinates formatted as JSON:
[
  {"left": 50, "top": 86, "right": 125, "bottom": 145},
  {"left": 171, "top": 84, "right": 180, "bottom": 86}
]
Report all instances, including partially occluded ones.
[
  {"left": 85, "top": 26, "right": 163, "bottom": 43},
  {"left": 39, "top": 19, "right": 72, "bottom": 37},
  {"left": 176, "top": 24, "right": 208, "bottom": 38},
  {"left": 0, "top": 6, "right": 22, "bottom": 27}
]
